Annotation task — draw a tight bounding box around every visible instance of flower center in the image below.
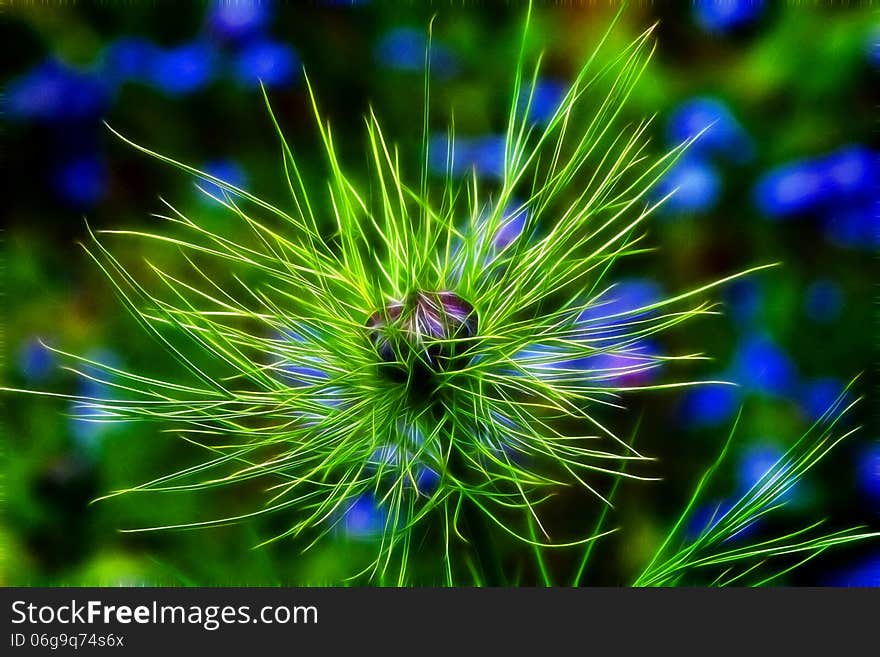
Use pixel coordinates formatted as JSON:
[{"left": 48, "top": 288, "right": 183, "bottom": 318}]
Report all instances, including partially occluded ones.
[{"left": 367, "top": 290, "right": 478, "bottom": 383}]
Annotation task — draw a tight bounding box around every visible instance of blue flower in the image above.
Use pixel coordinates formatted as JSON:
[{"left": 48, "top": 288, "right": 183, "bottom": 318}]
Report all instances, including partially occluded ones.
[
  {"left": 577, "top": 279, "right": 662, "bottom": 328},
  {"left": 367, "top": 424, "right": 441, "bottom": 497},
  {"left": 19, "top": 338, "right": 56, "bottom": 382},
  {"left": 519, "top": 78, "right": 567, "bottom": 126},
  {"left": 70, "top": 349, "right": 123, "bottom": 451},
  {"left": 666, "top": 96, "right": 753, "bottom": 162},
  {"left": 754, "top": 146, "right": 878, "bottom": 220},
  {"left": 7, "top": 60, "right": 109, "bottom": 122},
  {"left": 414, "top": 466, "right": 440, "bottom": 494},
  {"left": 428, "top": 133, "right": 506, "bottom": 181},
  {"left": 150, "top": 42, "right": 216, "bottom": 95},
  {"left": 826, "top": 552, "right": 880, "bottom": 586},
  {"left": 723, "top": 278, "right": 762, "bottom": 326},
  {"left": 681, "top": 385, "right": 740, "bottom": 428},
  {"left": 273, "top": 329, "right": 330, "bottom": 386},
  {"left": 729, "top": 334, "right": 796, "bottom": 396},
  {"left": 868, "top": 25, "right": 880, "bottom": 68},
  {"left": 738, "top": 443, "right": 785, "bottom": 492},
  {"left": 492, "top": 202, "right": 528, "bottom": 251},
  {"left": 822, "top": 200, "right": 879, "bottom": 251},
  {"left": 75, "top": 348, "right": 122, "bottom": 399},
  {"left": 100, "top": 37, "right": 160, "bottom": 86},
  {"left": 821, "top": 146, "right": 877, "bottom": 201},
  {"left": 375, "top": 27, "right": 457, "bottom": 77},
  {"left": 803, "top": 279, "right": 843, "bottom": 324},
  {"left": 375, "top": 28, "right": 422, "bottom": 70},
  {"left": 206, "top": 0, "right": 272, "bottom": 42},
  {"left": 685, "top": 500, "right": 737, "bottom": 540},
  {"left": 693, "top": 0, "right": 764, "bottom": 35},
  {"left": 198, "top": 159, "right": 248, "bottom": 202},
  {"left": 341, "top": 493, "right": 387, "bottom": 539},
  {"left": 468, "top": 200, "right": 529, "bottom": 263},
  {"left": 857, "top": 443, "right": 880, "bottom": 503},
  {"left": 232, "top": 39, "right": 299, "bottom": 87},
  {"left": 470, "top": 135, "right": 506, "bottom": 180},
  {"left": 753, "top": 160, "right": 831, "bottom": 219},
  {"left": 575, "top": 341, "right": 661, "bottom": 387},
  {"left": 514, "top": 331, "right": 660, "bottom": 389},
  {"left": 798, "top": 378, "right": 846, "bottom": 422},
  {"left": 52, "top": 154, "right": 107, "bottom": 208},
  {"left": 655, "top": 156, "right": 721, "bottom": 214}
]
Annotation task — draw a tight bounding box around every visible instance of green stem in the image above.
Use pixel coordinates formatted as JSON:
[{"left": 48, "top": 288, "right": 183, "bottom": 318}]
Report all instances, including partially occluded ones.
[
  {"left": 461, "top": 497, "right": 504, "bottom": 587},
  {"left": 447, "top": 446, "right": 504, "bottom": 586}
]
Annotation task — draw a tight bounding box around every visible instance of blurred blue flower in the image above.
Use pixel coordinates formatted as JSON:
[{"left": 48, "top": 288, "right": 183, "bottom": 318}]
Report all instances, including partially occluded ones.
[
  {"left": 342, "top": 493, "right": 386, "bottom": 539},
  {"left": 280, "top": 360, "right": 330, "bottom": 386},
  {"left": 666, "top": 97, "right": 753, "bottom": 162},
  {"left": 367, "top": 424, "right": 441, "bottom": 497},
  {"left": 868, "top": 25, "right": 880, "bottom": 68},
  {"left": 693, "top": 0, "right": 764, "bottom": 35},
  {"left": 492, "top": 202, "right": 528, "bottom": 251},
  {"left": 510, "top": 343, "right": 562, "bottom": 370},
  {"left": 150, "top": 42, "right": 216, "bottom": 95},
  {"left": 738, "top": 443, "right": 785, "bottom": 492},
  {"left": 414, "top": 466, "right": 440, "bottom": 494},
  {"left": 471, "top": 200, "right": 529, "bottom": 259},
  {"left": 375, "top": 28, "right": 423, "bottom": 70},
  {"left": 19, "top": 338, "right": 55, "bottom": 382},
  {"left": 6, "top": 59, "right": 109, "bottom": 122},
  {"left": 798, "top": 378, "right": 846, "bottom": 422},
  {"left": 723, "top": 278, "right": 762, "bottom": 326},
  {"left": 655, "top": 156, "right": 721, "bottom": 214},
  {"left": 577, "top": 341, "right": 661, "bottom": 387},
  {"left": 273, "top": 329, "right": 330, "bottom": 385},
  {"left": 198, "top": 159, "right": 248, "bottom": 202},
  {"left": 857, "top": 443, "right": 880, "bottom": 503},
  {"left": 685, "top": 500, "right": 736, "bottom": 540},
  {"left": 52, "top": 154, "right": 107, "bottom": 208},
  {"left": 476, "top": 411, "right": 526, "bottom": 465},
  {"left": 428, "top": 133, "right": 505, "bottom": 180},
  {"left": 233, "top": 39, "right": 299, "bottom": 87},
  {"left": 681, "top": 385, "right": 740, "bottom": 428},
  {"left": 69, "top": 402, "right": 116, "bottom": 450},
  {"left": 428, "top": 134, "right": 455, "bottom": 175},
  {"left": 821, "top": 146, "right": 877, "bottom": 200},
  {"left": 737, "top": 441, "right": 803, "bottom": 507},
  {"left": 71, "top": 348, "right": 123, "bottom": 450},
  {"left": 519, "top": 78, "right": 567, "bottom": 125},
  {"left": 470, "top": 135, "right": 506, "bottom": 180},
  {"left": 578, "top": 278, "right": 662, "bottom": 328},
  {"left": 803, "top": 279, "right": 843, "bottom": 324},
  {"left": 100, "top": 37, "right": 160, "bottom": 86},
  {"left": 515, "top": 335, "right": 659, "bottom": 389},
  {"left": 754, "top": 146, "right": 878, "bottom": 220},
  {"left": 375, "top": 27, "right": 457, "bottom": 77},
  {"left": 76, "top": 348, "right": 121, "bottom": 399},
  {"left": 206, "top": 0, "right": 272, "bottom": 42},
  {"left": 827, "top": 552, "right": 880, "bottom": 586},
  {"left": 753, "top": 160, "right": 830, "bottom": 219},
  {"left": 729, "top": 334, "right": 796, "bottom": 396},
  {"left": 823, "top": 200, "right": 879, "bottom": 251}
]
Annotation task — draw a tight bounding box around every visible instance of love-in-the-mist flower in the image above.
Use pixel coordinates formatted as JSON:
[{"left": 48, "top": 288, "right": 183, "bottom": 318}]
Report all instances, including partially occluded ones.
[{"left": 13, "top": 11, "right": 788, "bottom": 585}]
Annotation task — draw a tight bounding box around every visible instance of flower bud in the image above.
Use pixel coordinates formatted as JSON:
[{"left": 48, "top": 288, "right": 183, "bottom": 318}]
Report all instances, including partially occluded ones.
[{"left": 367, "top": 290, "right": 478, "bottom": 380}]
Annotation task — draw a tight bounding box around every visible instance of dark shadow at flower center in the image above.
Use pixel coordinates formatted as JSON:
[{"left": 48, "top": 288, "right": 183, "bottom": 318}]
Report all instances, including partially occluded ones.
[{"left": 366, "top": 290, "right": 478, "bottom": 397}]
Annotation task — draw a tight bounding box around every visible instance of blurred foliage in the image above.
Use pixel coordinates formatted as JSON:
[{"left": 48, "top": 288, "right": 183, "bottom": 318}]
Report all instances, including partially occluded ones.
[{"left": 2, "top": 1, "right": 878, "bottom": 586}]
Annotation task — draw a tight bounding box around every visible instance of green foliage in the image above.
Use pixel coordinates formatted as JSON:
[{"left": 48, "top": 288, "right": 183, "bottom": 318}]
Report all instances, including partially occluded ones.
[{"left": 635, "top": 382, "right": 878, "bottom": 587}]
